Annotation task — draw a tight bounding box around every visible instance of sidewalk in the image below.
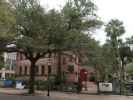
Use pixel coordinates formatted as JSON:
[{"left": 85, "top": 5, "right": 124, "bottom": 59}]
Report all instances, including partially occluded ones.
[
  {"left": 0, "top": 88, "right": 27, "bottom": 95},
  {"left": 0, "top": 88, "right": 133, "bottom": 100}
]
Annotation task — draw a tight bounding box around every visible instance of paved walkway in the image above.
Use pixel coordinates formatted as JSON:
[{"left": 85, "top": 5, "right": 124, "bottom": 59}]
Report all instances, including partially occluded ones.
[
  {"left": 81, "top": 82, "right": 97, "bottom": 94},
  {"left": 0, "top": 94, "right": 51, "bottom": 100},
  {"left": 0, "top": 88, "right": 133, "bottom": 100}
]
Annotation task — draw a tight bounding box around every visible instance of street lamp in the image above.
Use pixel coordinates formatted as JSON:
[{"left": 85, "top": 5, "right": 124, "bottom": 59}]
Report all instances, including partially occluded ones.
[
  {"left": 47, "top": 55, "right": 52, "bottom": 96},
  {"left": 47, "top": 65, "right": 51, "bottom": 96}
]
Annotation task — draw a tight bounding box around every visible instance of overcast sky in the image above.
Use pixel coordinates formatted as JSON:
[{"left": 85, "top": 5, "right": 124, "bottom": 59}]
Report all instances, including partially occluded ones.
[{"left": 40, "top": 0, "right": 133, "bottom": 44}]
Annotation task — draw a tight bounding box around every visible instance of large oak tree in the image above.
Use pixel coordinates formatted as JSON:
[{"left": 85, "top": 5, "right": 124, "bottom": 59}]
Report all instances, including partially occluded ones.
[{"left": 8, "top": 0, "right": 102, "bottom": 94}]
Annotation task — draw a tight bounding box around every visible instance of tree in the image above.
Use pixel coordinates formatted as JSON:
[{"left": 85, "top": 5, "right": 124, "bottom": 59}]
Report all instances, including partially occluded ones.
[
  {"left": 0, "top": 0, "right": 16, "bottom": 50},
  {"left": 105, "top": 19, "right": 125, "bottom": 75},
  {"left": 55, "top": 0, "right": 102, "bottom": 83},
  {"left": 84, "top": 39, "right": 105, "bottom": 81},
  {"left": 126, "top": 36, "right": 133, "bottom": 53},
  {"left": 14, "top": 0, "right": 102, "bottom": 94},
  {"left": 105, "top": 19, "right": 125, "bottom": 94},
  {"left": 84, "top": 40, "right": 113, "bottom": 82},
  {"left": 0, "top": 0, "right": 102, "bottom": 94},
  {"left": 0, "top": 0, "right": 16, "bottom": 70},
  {"left": 15, "top": 0, "right": 64, "bottom": 94},
  {"left": 15, "top": 0, "right": 45, "bottom": 94}
]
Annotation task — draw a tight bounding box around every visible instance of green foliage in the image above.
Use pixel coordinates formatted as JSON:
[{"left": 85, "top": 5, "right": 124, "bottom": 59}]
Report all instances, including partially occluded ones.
[
  {"left": 0, "top": 0, "right": 16, "bottom": 40},
  {"left": 7, "top": 76, "right": 16, "bottom": 81},
  {"left": 89, "top": 74, "right": 96, "bottom": 82},
  {"left": 105, "top": 19, "right": 125, "bottom": 38},
  {"left": 82, "top": 19, "right": 126, "bottom": 82},
  {"left": 77, "top": 37, "right": 107, "bottom": 81},
  {"left": 16, "top": 0, "right": 49, "bottom": 53},
  {"left": 101, "top": 43, "right": 116, "bottom": 81},
  {"left": 62, "top": 0, "right": 102, "bottom": 32},
  {"left": 125, "top": 36, "right": 133, "bottom": 62},
  {"left": 126, "top": 63, "right": 133, "bottom": 75},
  {"left": 14, "top": 0, "right": 102, "bottom": 57},
  {"left": 35, "top": 80, "right": 48, "bottom": 90},
  {"left": 105, "top": 19, "right": 125, "bottom": 71},
  {"left": 126, "top": 36, "right": 133, "bottom": 45},
  {"left": 61, "top": 83, "right": 78, "bottom": 92},
  {"left": 0, "top": 62, "right": 5, "bottom": 69},
  {"left": 83, "top": 39, "right": 101, "bottom": 66},
  {"left": 64, "top": 0, "right": 97, "bottom": 17},
  {"left": 35, "top": 77, "right": 56, "bottom": 91},
  {"left": 126, "top": 36, "right": 133, "bottom": 59},
  {"left": 0, "top": 53, "right": 4, "bottom": 69},
  {"left": 1, "top": 0, "right": 102, "bottom": 93}
]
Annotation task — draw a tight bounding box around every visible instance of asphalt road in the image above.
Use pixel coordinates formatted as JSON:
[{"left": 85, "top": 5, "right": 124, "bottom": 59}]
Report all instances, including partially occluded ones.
[
  {"left": 0, "top": 94, "right": 53, "bottom": 100},
  {"left": 0, "top": 93, "right": 133, "bottom": 100}
]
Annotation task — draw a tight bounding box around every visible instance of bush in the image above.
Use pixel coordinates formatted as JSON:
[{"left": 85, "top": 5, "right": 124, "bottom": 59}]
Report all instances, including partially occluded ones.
[
  {"left": 61, "top": 83, "right": 78, "bottom": 92},
  {"left": 35, "top": 80, "right": 48, "bottom": 90},
  {"left": 35, "top": 76, "right": 56, "bottom": 91},
  {"left": 89, "top": 75, "right": 96, "bottom": 82},
  {"left": 0, "top": 80, "right": 4, "bottom": 87}
]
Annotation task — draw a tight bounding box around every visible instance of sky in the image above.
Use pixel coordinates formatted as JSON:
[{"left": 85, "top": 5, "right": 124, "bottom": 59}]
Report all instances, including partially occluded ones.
[{"left": 40, "top": 0, "right": 133, "bottom": 44}]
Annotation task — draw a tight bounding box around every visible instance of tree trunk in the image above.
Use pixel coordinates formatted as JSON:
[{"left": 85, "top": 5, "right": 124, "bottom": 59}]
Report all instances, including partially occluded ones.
[
  {"left": 47, "top": 51, "right": 52, "bottom": 96},
  {"left": 120, "top": 59, "right": 125, "bottom": 95},
  {"left": 28, "top": 59, "right": 36, "bottom": 94},
  {"left": 57, "top": 52, "right": 62, "bottom": 84}
]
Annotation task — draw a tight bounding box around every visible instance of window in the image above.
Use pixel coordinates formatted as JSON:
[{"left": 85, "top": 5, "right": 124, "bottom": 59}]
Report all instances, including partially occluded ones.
[
  {"left": 19, "top": 66, "right": 22, "bottom": 76},
  {"left": 63, "top": 57, "right": 66, "bottom": 64},
  {"left": 69, "top": 56, "right": 73, "bottom": 62},
  {"left": 48, "top": 65, "right": 52, "bottom": 74},
  {"left": 24, "top": 66, "right": 27, "bottom": 75},
  {"left": 68, "top": 65, "right": 74, "bottom": 73},
  {"left": 41, "top": 65, "right": 45, "bottom": 75}
]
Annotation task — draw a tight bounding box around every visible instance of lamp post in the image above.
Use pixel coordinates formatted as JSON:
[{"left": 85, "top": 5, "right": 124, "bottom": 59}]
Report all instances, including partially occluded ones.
[
  {"left": 47, "top": 65, "right": 50, "bottom": 96},
  {"left": 47, "top": 52, "right": 52, "bottom": 96}
]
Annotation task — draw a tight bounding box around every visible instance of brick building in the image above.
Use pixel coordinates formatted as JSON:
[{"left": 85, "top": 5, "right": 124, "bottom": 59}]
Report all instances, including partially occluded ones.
[{"left": 15, "top": 52, "right": 79, "bottom": 82}]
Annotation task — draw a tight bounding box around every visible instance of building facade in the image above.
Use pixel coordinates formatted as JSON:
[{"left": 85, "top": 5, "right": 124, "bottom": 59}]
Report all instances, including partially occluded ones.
[
  {"left": 15, "top": 52, "right": 79, "bottom": 82},
  {"left": 4, "top": 52, "right": 16, "bottom": 70},
  {"left": 0, "top": 52, "right": 16, "bottom": 79}
]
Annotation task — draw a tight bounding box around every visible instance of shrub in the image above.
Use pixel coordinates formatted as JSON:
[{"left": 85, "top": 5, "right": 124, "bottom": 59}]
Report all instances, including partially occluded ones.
[{"left": 89, "top": 75, "right": 96, "bottom": 82}]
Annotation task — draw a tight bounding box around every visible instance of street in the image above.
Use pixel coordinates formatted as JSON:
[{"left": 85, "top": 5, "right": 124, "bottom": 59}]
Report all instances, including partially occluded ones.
[
  {"left": 0, "top": 94, "right": 52, "bottom": 100},
  {"left": 0, "top": 88, "right": 133, "bottom": 100},
  {"left": 0, "top": 93, "right": 133, "bottom": 100}
]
